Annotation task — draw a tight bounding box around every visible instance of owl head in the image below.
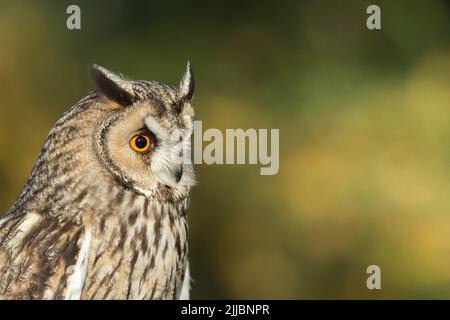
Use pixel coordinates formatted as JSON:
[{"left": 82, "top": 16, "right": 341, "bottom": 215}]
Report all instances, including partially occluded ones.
[
  {"left": 85, "top": 63, "right": 196, "bottom": 200},
  {"left": 8, "top": 63, "right": 197, "bottom": 218}
]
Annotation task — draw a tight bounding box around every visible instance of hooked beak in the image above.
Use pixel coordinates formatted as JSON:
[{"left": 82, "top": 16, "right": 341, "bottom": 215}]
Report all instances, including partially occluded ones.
[
  {"left": 174, "top": 166, "right": 183, "bottom": 183},
  {"left": 153, "top": 164, "right": 184, "bottom": 187}
]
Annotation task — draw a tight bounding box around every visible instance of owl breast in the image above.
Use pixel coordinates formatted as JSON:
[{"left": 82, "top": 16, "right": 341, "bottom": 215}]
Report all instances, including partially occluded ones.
[{"left": 80, "top": 192, "right": 189, "bottom": 300}]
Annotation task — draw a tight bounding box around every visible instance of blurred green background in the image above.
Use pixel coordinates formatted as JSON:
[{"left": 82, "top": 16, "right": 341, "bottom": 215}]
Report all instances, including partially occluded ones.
[{"left": 1, "top": 0, "right": 449, "bottom": 299}]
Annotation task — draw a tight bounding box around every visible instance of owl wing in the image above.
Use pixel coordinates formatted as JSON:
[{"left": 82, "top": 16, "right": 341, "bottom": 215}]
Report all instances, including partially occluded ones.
[{"left": 0, "top": 211, "right": 89, "bottom": 299}]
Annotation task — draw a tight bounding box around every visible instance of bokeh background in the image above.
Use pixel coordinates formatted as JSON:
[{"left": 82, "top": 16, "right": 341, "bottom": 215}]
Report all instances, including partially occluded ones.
[{"left": 1, "top": 0, "right": 449, "bottom": 299}]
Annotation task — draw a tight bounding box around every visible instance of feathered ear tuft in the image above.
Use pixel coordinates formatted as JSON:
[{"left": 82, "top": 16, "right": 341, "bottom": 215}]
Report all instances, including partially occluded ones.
[
  {"left": 90, "top": 64, "right": 135, "bottom": 106},
  {"left": 179, "top": 61, "right": 195, "bottom": 103}
]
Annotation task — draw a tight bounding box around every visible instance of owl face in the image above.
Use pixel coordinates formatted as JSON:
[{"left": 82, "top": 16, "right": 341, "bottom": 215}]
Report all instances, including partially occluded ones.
[{"left": 91, "top": 64, "right": 195, "bottom": 200}]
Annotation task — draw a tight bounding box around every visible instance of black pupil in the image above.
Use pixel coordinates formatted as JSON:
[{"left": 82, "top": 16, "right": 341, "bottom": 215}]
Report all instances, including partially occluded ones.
[{"left": 135, "top": 136, "right": 148, "bottom": 149}]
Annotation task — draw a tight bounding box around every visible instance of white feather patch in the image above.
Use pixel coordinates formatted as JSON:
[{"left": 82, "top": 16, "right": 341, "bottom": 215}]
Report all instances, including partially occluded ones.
[
  {"left": 179, "top": 263, "right": 191, "bottom": 300},
  {"left": 65, "top": 229, "right": 92, "bottom": 300},
  {"left": 6, "top": 212, "right": 41, "bottom": 252}
]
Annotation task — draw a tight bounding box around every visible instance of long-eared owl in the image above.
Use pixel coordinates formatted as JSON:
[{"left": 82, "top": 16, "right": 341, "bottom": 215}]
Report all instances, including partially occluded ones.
[{"left": 0, "top": 63, "right": 196, "bottom": 299}]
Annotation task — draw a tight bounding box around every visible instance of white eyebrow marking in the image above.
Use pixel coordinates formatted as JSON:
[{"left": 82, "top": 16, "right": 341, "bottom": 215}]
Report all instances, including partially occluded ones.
[{"left": 145, "top": 116, "right": 169, "bottom": 140}]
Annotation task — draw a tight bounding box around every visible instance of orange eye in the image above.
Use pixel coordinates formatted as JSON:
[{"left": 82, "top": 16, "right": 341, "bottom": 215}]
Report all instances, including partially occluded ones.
[{"left": 129, "top": 133, "right": 154, "bottom": 153}]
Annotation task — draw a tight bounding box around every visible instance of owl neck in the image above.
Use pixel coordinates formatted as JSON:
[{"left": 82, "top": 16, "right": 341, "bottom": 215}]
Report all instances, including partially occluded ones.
[{"left": 8, "top": 159, "right": 190, "bottom": 217}]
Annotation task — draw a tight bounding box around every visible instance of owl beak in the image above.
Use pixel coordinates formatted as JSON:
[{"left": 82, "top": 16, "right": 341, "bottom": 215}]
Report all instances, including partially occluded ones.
[
  {"left": 154, "top": 165, "right": 184, "bottom": 187},
  {"left": 174, "top": 166, "right": 183, "bottom": 183}
]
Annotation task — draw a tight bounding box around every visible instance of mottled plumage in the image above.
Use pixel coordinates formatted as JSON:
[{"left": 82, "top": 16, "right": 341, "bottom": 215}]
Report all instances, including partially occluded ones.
[{"left": 0, "top": 63, "right": 196, "bottom": 299}]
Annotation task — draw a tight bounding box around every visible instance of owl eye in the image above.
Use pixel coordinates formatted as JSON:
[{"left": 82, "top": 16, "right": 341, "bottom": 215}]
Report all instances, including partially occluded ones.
[{"left": 129, "top": 132, "right": 155, "bottom": 153}]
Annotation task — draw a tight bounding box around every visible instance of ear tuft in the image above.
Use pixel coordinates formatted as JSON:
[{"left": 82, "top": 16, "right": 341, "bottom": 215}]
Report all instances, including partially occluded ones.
[
  {"left": 179, "top": 61, "right": 195, "bottom": 103},
  {"left": 90, "top": 64, "right": 135, "bottom": 106}
]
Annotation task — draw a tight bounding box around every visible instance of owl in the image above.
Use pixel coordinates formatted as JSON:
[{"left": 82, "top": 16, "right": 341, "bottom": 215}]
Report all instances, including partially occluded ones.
[{"left": 0, "top": 63, "right": 196, "bottom": 299}]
